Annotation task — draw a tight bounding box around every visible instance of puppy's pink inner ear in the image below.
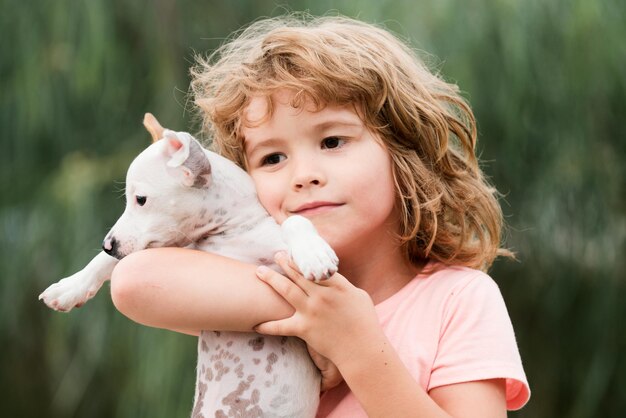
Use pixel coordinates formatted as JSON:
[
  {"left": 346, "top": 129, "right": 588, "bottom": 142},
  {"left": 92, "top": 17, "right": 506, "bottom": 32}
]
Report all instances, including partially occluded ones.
[
  {"left": 164, "top": 136, "right": 186, "bottom": 163},
  {"left": 168, "top": 137, "right": 183, "bottom": 151}
]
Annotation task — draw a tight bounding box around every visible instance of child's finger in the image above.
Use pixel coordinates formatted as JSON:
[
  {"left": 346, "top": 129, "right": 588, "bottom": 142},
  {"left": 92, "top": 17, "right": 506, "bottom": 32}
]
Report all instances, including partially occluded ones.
[
  {"left": 274, "top": 252, "right": 317, "bottom": 293},
  {"left": 256, "top": 265, "right": 308, "bottom": 307},
  {"left": 275, "top": 252, "right": 302, "bottom": 277},
  {"left": 254, "top": 318, "right": 296, "bottom": 337}
]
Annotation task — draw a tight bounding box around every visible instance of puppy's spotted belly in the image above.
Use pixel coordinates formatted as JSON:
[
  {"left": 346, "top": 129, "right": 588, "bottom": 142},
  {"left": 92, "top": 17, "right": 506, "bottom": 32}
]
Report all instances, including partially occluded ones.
[{"left": 194, "top": 331, "right": 319, "bottom": 418}]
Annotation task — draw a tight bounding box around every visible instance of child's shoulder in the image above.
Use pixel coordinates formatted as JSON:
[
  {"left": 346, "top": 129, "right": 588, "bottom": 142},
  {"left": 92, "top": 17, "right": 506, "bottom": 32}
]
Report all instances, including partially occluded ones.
[
  {"left": 379, "top": 262, "right": 503, "bottom": 316},
  {"left": 421, "top": 262, "right": 498, "bottom": 294},
  {"left": 416, "top": 263, "right": 512, "bottom": 327},
  {"left": 399, "top": 262, "right": 506, "bottom": 316}
]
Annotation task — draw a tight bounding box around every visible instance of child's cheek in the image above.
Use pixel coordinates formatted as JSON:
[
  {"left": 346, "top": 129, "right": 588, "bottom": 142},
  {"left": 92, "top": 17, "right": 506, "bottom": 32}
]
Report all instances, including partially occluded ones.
[{"left": 254, "top": 182, "right": 285, "bottom": 223}]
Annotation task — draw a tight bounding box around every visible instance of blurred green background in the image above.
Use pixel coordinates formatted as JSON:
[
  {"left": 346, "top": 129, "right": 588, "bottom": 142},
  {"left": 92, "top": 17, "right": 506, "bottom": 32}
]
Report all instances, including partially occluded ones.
[{"left": 2, "top": 0, "right": 624, "bottom": 416}]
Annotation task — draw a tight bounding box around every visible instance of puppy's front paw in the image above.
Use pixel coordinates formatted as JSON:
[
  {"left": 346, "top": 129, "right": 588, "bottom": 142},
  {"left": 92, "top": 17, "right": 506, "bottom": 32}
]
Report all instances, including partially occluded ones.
[
  {"left": 39, "top": 271, "right": 102, "bottom": 312},
  {"left": 290, "top": 236, "right": 339, "bottom": 282},
  {"left": 282, "top": 215, "right": 338, "bottom": 282}
]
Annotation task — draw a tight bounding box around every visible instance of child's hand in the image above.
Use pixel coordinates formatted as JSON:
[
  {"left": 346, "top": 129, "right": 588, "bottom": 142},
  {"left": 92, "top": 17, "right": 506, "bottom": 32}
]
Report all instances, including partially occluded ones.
[
  {"left": 253, "top": 252, "right": 385, "bottom": 371},
  {"left": 306, "top": 344, "right": 343, "bottom": 392}
]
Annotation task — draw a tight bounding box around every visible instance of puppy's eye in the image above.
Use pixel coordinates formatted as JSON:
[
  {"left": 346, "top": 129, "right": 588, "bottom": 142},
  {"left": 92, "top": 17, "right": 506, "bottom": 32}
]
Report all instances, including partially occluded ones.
[{"left": 136, "top": 196, "right": 147, "bottom": 206}]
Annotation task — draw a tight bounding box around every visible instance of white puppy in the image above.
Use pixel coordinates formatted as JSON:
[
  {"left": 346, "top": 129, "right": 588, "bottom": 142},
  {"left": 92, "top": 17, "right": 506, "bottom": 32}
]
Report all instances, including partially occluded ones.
[{"left": 39, "top": 114, "right": 338, "bottom": 418}]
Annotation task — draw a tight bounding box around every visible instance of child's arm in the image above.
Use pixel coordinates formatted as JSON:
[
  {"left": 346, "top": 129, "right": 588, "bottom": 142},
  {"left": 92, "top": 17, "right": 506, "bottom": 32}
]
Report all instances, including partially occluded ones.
[
  {"left": 110, "top": 247, "right": 296, "bottom": 334},
  {"left": 254, "top": 253, "right": 507, "bottom": 418},
  {"left": 111, "top": 246, "right": 343, "bottom": 390}
]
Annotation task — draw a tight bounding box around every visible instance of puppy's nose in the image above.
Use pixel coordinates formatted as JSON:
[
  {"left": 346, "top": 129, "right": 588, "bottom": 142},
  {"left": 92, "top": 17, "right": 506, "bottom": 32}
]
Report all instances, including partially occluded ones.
[{"left": 102, "top": 236, "right": 117, "bottom": 255}]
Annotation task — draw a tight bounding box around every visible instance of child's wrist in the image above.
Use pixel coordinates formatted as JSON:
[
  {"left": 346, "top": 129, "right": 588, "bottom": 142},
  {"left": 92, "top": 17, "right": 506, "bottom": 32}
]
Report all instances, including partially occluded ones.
[{"left": 332, "top": 329, "right": 391, "bottom": 375}]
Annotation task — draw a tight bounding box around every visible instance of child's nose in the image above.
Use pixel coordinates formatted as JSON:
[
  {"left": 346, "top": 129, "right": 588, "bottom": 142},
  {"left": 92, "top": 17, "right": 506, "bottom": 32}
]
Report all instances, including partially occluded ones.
[
  {"left": 294, "top": 177, "right": 321, "bottom": 189},
  {"left": 291, "top": 162, "right": 326, "bottom": 190}
]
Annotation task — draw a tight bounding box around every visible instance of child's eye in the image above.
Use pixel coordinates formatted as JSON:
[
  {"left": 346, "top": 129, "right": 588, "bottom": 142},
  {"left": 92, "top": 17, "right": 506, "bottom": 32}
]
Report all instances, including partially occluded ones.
[
  {"left": 261, "top": 153, "right": 286, "bottom": 166},
  {"left": 321, "top": 136, "right": 346, "bottom": 149}
]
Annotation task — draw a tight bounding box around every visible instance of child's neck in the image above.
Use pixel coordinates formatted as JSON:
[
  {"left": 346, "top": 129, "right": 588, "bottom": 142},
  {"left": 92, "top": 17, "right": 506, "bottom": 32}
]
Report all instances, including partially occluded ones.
[{"left": 338, "top": 242, "right": 424, "bottom": 305}]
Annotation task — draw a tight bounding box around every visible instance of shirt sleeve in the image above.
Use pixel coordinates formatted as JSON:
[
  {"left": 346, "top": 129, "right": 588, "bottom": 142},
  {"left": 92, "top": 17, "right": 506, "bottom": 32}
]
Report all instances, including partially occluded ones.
[{"left": 428, "top": 272, "right": 530, "bottom": 410}]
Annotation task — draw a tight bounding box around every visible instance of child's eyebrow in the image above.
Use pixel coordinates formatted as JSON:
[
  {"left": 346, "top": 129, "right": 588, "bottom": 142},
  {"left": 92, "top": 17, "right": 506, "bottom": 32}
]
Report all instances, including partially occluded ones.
[
  {"left": 244, "top": 137, "right": 284, "bottom": 158},
  {"left": 312, "top": 118, "right": 363, "bottom": 132}
]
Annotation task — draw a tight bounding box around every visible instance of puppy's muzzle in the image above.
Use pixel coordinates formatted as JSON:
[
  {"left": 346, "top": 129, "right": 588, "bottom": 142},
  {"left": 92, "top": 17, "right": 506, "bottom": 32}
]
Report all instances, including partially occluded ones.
[{"left": 102, "top": 236, "right": 123, "bottom": 259}]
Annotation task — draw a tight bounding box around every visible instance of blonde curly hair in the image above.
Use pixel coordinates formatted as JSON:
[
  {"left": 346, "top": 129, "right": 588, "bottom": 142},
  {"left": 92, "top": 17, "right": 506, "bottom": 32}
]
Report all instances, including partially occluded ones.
[{"left": 190, "top": 14, "right": 511, "bottom": 271}]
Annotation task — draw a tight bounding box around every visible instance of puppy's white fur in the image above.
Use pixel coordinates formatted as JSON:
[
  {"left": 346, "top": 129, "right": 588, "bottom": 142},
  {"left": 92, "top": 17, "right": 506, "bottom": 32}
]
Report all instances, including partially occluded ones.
[{"left": 40, "top": 126, "right": 338, "bottom": 417}]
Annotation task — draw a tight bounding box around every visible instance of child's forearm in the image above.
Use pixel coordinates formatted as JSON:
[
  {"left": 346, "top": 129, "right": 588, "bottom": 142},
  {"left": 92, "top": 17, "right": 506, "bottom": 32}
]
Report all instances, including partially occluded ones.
[
  {"left": 337, "top": 331, "right": 506, "bottom": 418},
  {"left": 336, "top": 332, "right": 452, "bottom": 418},
  {"left": 110, "top": 247, "right": 295, "bottom": 333}
]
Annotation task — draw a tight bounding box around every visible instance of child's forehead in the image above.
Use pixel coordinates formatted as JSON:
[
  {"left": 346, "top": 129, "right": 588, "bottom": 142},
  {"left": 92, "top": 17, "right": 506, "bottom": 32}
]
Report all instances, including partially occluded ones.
[
  {"left": 243, "top": 95, "right": 272, "bottom": 123},
  {"left": 243, "top": 90, "right": 313, "bottom": 122},
  {"left": 242, "top": 89, "right": 363, "bottom": 129}
]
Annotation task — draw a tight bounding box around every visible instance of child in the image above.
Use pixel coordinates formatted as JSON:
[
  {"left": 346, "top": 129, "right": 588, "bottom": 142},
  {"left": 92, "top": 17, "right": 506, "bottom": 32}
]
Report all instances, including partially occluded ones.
[{"left": 111, "top": 14, "right": 530, "bottom": 417}]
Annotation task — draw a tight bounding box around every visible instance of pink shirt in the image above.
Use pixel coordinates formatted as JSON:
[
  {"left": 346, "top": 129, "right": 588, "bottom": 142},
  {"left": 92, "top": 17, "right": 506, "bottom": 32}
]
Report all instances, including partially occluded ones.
[{"left": 317, "top": 263, "right": 530, "bottom": 417}]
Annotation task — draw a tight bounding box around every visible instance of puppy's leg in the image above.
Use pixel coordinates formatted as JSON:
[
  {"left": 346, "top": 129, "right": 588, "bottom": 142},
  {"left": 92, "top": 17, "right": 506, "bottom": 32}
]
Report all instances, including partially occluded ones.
[
  {"left": 39, "top": 252, "right": 118, "bottom": 312},
  {"left": 281, "top": 215, "right": 338, "bottom": 281}
]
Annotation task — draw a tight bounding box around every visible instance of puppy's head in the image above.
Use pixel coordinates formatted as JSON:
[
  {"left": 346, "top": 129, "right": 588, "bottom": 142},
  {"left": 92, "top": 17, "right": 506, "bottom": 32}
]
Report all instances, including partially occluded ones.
[{"left": 103, "top": 129, "right": 213, "bottom": 259}]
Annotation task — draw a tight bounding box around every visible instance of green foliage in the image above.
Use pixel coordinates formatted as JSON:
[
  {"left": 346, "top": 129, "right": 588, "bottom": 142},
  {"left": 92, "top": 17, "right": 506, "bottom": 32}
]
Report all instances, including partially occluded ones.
[{"left": 1, "top": 0, "right": 624, "bottom": 417}]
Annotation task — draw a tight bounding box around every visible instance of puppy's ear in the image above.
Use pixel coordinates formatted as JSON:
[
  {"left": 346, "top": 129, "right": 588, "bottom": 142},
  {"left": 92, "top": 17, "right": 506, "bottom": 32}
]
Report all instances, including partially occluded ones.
[
  {"left": 143, "top": 113, "right": 165, "bottom": 143},
  {"left": 162, "top": 130, "right": 212, "bottom": 188},
  {"left": 163, "top": 130, "right": 190, "bottom": 167}
]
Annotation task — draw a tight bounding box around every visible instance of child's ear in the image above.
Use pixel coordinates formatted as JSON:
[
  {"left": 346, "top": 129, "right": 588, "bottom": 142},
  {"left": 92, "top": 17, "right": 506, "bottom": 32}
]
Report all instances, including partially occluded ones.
[{"left": 162, "top": 130, "right": 212, "bottom": 188}]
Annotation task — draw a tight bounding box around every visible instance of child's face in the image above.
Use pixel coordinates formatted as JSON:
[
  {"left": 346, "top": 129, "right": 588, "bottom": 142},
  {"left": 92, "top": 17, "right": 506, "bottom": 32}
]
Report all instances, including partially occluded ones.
[{"left": 242, "top": 90, "right": 399, "bottom": 259}]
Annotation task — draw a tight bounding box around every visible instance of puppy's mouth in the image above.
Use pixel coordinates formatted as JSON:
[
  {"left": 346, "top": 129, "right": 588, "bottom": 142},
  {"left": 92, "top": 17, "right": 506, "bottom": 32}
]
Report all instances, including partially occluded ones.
[
  {"left": 104, "top": 238, "right": 169, "bottom": 259},
  {"left": 110, "top": 241, "right": 158, "bottom": 260},
  {"left": 145, "top": 240, "right": 159, "bottom": 249},
  {"left": 145, "top": 238, "right": 188, "bottom": 249},
  {"left": 109, "top": 250, "right": 126, "bottom": 260}
]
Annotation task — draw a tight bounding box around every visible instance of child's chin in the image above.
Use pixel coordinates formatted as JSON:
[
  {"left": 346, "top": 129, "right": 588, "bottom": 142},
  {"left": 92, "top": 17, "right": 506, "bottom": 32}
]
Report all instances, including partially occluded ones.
[{"left": 316, "top": 229, "right": 342, "bottom": 252}]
